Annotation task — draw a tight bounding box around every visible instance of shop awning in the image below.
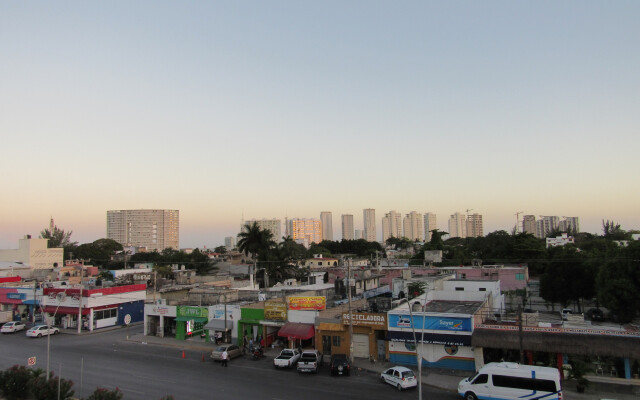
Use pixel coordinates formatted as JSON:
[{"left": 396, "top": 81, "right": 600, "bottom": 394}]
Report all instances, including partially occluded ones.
[
  {"left": 277, "top": 322, "right": 315, "bottom": 340},
  {"left": 43, "top": 306, "right": 89, "bottom": 315},
  {"left": 204, "top": 319, "right": 233, "bottom": 331},
  {"left": 175, "top": 316, "right": 208, "bottom": 322},
  {"left": 317, "top": 322, "right": 344, "bottom": 332}
]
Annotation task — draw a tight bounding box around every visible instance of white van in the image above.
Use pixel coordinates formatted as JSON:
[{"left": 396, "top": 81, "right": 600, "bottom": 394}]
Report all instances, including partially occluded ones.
[{"left": 458, "top": 362, "right": 562, "bottom": 400}]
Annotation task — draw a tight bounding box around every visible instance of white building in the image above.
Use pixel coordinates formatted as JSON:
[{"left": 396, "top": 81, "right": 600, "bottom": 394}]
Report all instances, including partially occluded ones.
[
  {"left": 466, "top": 213, "right": 484, "bottom": 238},
  {"left": 243, "top": 219, "right": 282, "bottom": 242},
  {"left": 546, "top": 233, "right": 575, "bottom": 248},
  {"left": 107, "top": 209, "right": 179, "bottom": 251},
  {"left": 424, "top": 213, "right": 437, "bottom": 241},
  {"left": 559, "top": 217, "right": 580, "bottom": 233},
  {"left": 363, "top": 209, "right": 377, "bottom": 242},
  {"left": 341, "top": 214, "right": 354, "bottom": 240},
  {"left": 0, "top": 235, "right": 63, "bottom": 270},
  {"left": 448, "top": 212, "right": 467, "bottom": 238},
  {"left": 320, "top": 212, "right": 333, "bottom": 241},
  {"left": 536, "top": 216, "right": 560, "bottom": 238},
  {"left": 403, "top": 211, "right": 424, "bottom": 242},
  {"left": 382, "top": 210, "right": 402, "bottom": 241},
  {"left": 522, "top": 215, "right": 536, "bottom": 235},
  {"left": 224, "top": 236, "right": 236, "bottom": 250},
  {"left": 287, "top": 218, "right": 321, "bottom": 247}
]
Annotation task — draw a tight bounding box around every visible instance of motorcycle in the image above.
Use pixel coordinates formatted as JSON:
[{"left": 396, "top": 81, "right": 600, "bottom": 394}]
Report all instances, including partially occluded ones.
[{"left": 250, "top": 345, "right": 264, "bottom": 360}]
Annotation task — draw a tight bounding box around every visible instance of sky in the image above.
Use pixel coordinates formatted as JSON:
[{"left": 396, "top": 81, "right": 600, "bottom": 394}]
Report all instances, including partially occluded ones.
[{"left": 1, "top": 1, "right": 639, "bottom": 249}]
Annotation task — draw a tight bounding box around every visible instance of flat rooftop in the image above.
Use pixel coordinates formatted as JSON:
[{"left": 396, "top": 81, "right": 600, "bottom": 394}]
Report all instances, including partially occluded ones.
[{"left": 422, "top": 300, "right": 485, "bottom": 315}]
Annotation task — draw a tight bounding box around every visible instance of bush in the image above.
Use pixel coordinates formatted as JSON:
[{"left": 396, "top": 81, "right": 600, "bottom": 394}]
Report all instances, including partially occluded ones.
[
  {"left": 31, "top": 372, "right": 75, "bottom": 400},
  {"left": 0, "top": 365, "right": 36, "bottom": 400},
  {"left": 86, "top": 387, "right": 124, "bottom": 400}
]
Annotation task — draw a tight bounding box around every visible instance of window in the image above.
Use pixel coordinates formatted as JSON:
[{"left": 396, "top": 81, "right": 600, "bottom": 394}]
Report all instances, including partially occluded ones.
[
  {"left": 516, "top": 273, "right": 525, "bottom": 280},
  {"left": 455, "top": 287, "right": 464, "bottom": 291},
  {"left": 472, "top": 374, "right": 488, "bottom": 384},
  {"left": 332, "top": 335, "right": 340, "bottom": 346},
  {"left": 492, "top": 375, "right": 556, "bottom": 392},
  {"left": 318, "top": 262, "right": 323, "bottom": 266},
  {"left": 479, "top": 288, "right": 487, "bottom": 291},
  {"left": 94, "top": 308, "right": 117, "bottom": 320}
]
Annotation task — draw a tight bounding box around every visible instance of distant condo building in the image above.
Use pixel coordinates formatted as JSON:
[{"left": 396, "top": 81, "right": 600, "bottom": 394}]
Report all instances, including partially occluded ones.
[
  {"left": 363, "top": 209, "right": 377, "bottom": 242},
  {"left": 448, "top": 212, "right": 467, "bottom": 238},
  {"left": 224, "top": 236, "right": 236, "bottom": 250},
  {"left": 522, "top": 215, "right": 536, "bottom": 235},
  {"left": 243, "top": 219, "right": 282, "bottom": 241},
  {"left": 536, "top": 216, "right": 560, "bottom": 238},
  {"left": 424, "top": 213, "right": 437, "bottom": 241},
  {"left": 320, "top": 212, "right": 333, "bottom": 241},
  {"left": 382, "top": 210, "right": 402, "bottom": 241},
  {"left": 559, "top": 217, "right": 580, "bottom": 233},
  {"left": 354, "top": 229, "right": 363, "bottom": 240},
  {"left": 107, "top": 209, "right": 179, "bottom": 251},
  {"left": 287, "top": 218, "right": 321, "bottom": 247},
  {"left": 466, "top": 213, "right": 484, "bottom": 238},
  {"left": 403, "top": 211, "right": 424, "bottom": 242},
  {"left": 341, "top": 214, "right": 354, "bottom": 240}
]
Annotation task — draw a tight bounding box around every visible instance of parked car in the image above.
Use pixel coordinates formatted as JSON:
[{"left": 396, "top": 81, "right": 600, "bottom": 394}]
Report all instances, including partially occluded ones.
[
  {"left": 329, "top": 354, "right": 351, "bottom": 376},
  {"left": 297, "top": 350, "right": 323, "bottom": 374},
  {"left": 26, "top": 325, "right": 59, "bottom": 338},
  {"left": 560, "top": 308, "right": 572, "bottom": 321},
  {"left": 210, "top": 344, "right": 243, "bottom": 361},
  {"left": 586, "top": 308, "right": 605, "bottom": 321},
  {"left": 380, "top": 366, "right": 418, "bottom": 391},
  {"left": 273, "top": 348, "right": 301, "bottom": 369},
  {"left": 1, "top": 321, "right": 26, "bottom": 333}
]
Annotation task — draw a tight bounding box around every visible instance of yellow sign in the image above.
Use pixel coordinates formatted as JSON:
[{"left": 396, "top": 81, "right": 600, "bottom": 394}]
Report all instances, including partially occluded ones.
[
  {"left": 264, "top": 300, "right": 288, "bottom": 321},
  {"left": 288, "top": 296, "right": 326, "bottom": 311}
]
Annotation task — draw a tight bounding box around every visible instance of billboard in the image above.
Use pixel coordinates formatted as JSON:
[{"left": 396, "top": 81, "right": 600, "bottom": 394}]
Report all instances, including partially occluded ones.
[
  {"left": 288, "top": 296, "right": 326, "bottom": 311},
  {"left": 388, "top": 314, "right": 472, "bottom": 332},
  {"left": 264, "top": 300, "right": 287, "bottom": 321}
]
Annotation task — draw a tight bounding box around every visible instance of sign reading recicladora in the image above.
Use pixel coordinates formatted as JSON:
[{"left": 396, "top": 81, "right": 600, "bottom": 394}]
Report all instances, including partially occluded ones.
[{"left": 342, "top": 312, "right": 387, "bottom": 328}]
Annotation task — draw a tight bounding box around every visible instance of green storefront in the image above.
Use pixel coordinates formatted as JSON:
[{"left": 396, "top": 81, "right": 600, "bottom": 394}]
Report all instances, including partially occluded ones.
[
  {"left": 238, "top": 307, "right": 264, "bottom": 346},
  {"left": 176, "top": 306, "right": 209, "bottom": 341}
]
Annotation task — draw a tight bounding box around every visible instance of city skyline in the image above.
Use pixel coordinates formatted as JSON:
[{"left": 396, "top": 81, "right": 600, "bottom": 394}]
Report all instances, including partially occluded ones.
[{"left": 2, "top": 2, "right": 639, "bottom": 249}]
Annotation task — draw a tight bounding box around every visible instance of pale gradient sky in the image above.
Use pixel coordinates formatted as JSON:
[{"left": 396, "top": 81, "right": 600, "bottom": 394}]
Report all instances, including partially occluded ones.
[{"left": 1, "top": 1, "right": 639, "bottom": 249}]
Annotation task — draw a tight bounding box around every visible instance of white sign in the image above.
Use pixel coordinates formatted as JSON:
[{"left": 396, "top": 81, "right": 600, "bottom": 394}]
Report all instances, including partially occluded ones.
[
  {"left": 124, "top": 314, "right": 132, "bottom": 325},
  {"left": 28, "top": 357, "right": 36, "bottom": 366}
]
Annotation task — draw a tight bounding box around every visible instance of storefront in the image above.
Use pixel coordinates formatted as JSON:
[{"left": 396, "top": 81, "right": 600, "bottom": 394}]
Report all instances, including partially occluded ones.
[
  {"left": 0, "top": 282, "right": 40, "bottom": 322},
  {"left": 238, "top": 306, "right": 265, "bottom": 347},
  {"left": 144, "top": 303, "right": 176, "bottom": 337},
  {"left": 175, "top": 306, "right": 208, "bottom": 340},
  {"left": 387, "top": 300, "right": 479, "bottom": 371},
  {"left": 277, "top": 296, "right": 324, "bottom": 349}
]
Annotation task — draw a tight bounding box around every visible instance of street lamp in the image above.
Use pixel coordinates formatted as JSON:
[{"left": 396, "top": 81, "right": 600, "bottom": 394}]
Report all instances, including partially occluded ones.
[{"left": 397, "top": 297, "right": 424, "bottom": 400}]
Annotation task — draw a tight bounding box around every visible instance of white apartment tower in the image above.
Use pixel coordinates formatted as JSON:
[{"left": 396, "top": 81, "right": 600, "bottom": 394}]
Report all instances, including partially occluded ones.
[
  {"left": 320, "top": 212, "right": 333, "bottom": 241},
  {"left": 536, "top": 216, "right": 560, "bottom": 238},
  {"left": 403, "top": 211, "right": 424, "bottom": 242},
  {"left": 466, "top": 213, "right": 484, "bottom": 238},
  {"left": 224, "top": 236, "right": 236, "bottom": 250},
  {"left": 107, "top": 209, "right": 179, "bottom": 251},
  {"left": 382, "top": 210, "right": 402, "bottom": 241},
  {"left": 522, "top": 215, "right": 536, "bottom": 235},
  {"left": 243, "top": 219, "right": 282, "bottom": 241},
  {"left": 287, "top": 218, "right": 322, "bottom": 246},
  {"left": 448, "top": 212, "right": 467, "bottom": 238},
  {"left": 341, "top": 214, "right": 354, "bottom": 240},
  {"left": 424, "top": 213, "right": 437, "bottom": 242},
  {"left": 559, "top": 217, "right": 580, "bottom": 233},
  {"left": 363, "top": 209, "right": 377, "bottom": 242}
]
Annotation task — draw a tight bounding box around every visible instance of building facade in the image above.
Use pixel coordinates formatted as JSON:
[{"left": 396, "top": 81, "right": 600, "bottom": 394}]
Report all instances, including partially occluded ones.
[
  {"left": 224, "top": 236, "right": 236, "bottom": 250},
  {"left": 559, "top": 217, "right": 580, "bottom": 233},
  {"left": 243, "top": 219, "right": 282, "bottom": 241},
  {"left": 424, "top": 213, "right": 437, "bottom": 242},
  {"left": 448, "top": 212, "right": 467, "bottom": 238},
  {"left": 382, "top": 210, "right": 402, "bottom": 241},
  {"left": 466, "top": 213, "right": 484, "bottom": 238},
  {"left": 287, "top": 218, "right": 322, "bottom": 246},
  {"left": 320, "top": 212, "right": 333, "bottom": 241},
  {"left": 522, "top": 215, "right": 536, "bottom": 235},
  {"left": 0, "top": 235, "right": 63, "bottom": 270},
  {"left": 107, "top": 209, "right": 179, "bottom": 251},
  {"left": 363, "top": 209, "right": 377, "bottom": 242},
  {"left": 536, "top": 216, "right": 560, "bottom": 238},
  {"left": 341, "top": 214, "right": 354, "bottom": 240},
  {"left": 403, "top": 211, "right": 424, "bottom": 242}
]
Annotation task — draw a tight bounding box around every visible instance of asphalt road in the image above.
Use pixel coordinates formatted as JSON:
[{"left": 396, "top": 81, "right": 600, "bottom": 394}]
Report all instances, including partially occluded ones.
[{"left": 0, "top": 326, "right": 455, "bottom": 400}]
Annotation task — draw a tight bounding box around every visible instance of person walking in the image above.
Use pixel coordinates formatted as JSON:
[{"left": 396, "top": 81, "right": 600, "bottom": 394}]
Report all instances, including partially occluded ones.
[{"left": 221, "top": 349, "right": 228, "bottom": 367}]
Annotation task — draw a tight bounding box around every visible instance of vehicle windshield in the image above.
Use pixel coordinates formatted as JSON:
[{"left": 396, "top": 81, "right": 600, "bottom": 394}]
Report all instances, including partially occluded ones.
[{"left": 215, "top": 346, "right": 227, "bottom": 351}]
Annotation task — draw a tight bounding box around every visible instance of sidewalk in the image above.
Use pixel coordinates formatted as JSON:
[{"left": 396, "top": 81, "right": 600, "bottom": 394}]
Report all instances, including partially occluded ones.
[{"left": 125, "top": 333, "right": 640, "bottom": 400}]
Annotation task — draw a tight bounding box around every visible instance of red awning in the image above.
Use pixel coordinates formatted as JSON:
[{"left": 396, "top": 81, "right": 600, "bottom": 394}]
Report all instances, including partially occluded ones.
[
  {"left": 42, "top": 305, "right": 113, "bottom": 315},
  {"left": 277, "top": 323, "right": 315, "bottom": 340}
]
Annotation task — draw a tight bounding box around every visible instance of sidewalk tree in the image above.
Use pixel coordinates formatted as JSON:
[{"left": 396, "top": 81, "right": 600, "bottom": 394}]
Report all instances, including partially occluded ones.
[
  {"left": 40, "top": 223, "right": 77, "bottom": 249},
  {"left": 596, "top": 258, "right": 640, "bottom": 323}
]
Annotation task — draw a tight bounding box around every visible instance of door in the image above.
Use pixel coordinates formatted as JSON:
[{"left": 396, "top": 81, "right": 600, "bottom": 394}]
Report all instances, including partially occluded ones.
[{"left": 352, "top": 334, "right": 369, "bottom": 358}]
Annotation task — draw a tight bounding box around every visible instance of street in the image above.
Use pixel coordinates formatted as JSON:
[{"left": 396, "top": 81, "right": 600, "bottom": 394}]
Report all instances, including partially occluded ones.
[{"left": 0, "top": 327, "right": 456, "bottom": 400}]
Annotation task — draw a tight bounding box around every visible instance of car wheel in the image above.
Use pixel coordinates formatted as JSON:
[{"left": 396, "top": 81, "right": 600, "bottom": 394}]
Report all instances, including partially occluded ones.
[
  {"left": 54, "top": 330, "right": 59, "bottom": 335},
  {"left": 37, "top": 333, "right": 42, "bottom": 338},
  {"left": 465, "top": 392, "right": 478, "bottom": 400},
  {"left": 380, "top": 376, "right": 386, "bottom": 383},
  {"left": 397, "top": 383, "right": 403, "bottom": 391}
]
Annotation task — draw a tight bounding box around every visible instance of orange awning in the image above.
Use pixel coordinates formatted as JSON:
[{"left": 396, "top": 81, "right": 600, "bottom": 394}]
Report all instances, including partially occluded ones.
[{"left": 277, "top": 322, "right": 315, "bottom": 340}]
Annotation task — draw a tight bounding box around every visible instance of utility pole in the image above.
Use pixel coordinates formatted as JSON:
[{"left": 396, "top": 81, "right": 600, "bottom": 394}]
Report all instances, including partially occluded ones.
[
  {"left": 347, "top": 258, "right": 354, "bottom": 364},
  {"left": 77, "top": 267, "right": 83, "bottom": 334},
  {"left": 518, "top": 304, "right": 524, "bottom": 364}
]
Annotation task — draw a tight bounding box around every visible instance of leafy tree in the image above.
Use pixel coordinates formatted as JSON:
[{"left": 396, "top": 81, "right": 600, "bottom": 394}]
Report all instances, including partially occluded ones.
[
  {"left": 539, "top": 246, "right": 595, "bottom": 310},
  {"left": 0, "top": 365, "right": 42, "bottom": 400},
  {"left": 602, "top": 220, "right": 628, "bottom": 240},
  {"left": 386, "top": 236, "right": 413, "bottom": 250},
  {"left": 307, "top": 244, "right": 332, "bottom": 257},
  {"left": 596, "top": 258, "right": 640, "bottom": 323},
  {"left": 213, "top": 246, "right": 227, "bottom": 254},
  {"left": 31, "top": 371, "right": 74, "bottom": 400},
  {"left": 40, "top": 223, "right": 77, "bottom": 249},
  {"left": 237, "top": 222, "right": 275, "bottom": 261},
  {"left": 86, "top": 387, "right": 124, "bottom": 400},
  {"left": 73, "top": 239, "right": 123, "bottom": 267},
  {"left": 407, "top": 281, "right": 428, "bottom": 299},
  {"left": 423, "top": 229, "right": 446, "bottom": 251}
]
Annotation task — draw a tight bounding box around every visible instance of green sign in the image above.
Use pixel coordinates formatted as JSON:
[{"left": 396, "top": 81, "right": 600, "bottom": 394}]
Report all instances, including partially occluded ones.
[{"left": 177, "top": 306, "right": 208, "bottom": 318}]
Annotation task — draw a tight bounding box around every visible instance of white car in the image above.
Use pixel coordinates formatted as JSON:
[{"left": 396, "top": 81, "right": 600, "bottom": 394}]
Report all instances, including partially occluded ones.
[
  {"left": 26, "top": 325, "right": 59, "bottom": 338},
  {"left": 380, "top": 366, "right": 418, "bottom": 391},
  {"left": 1, "top": 321, "right": 26, "bottom": 333}
]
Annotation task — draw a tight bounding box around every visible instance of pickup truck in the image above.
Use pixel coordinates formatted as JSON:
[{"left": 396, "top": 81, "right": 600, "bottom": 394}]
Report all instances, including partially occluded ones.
[
  {"left": 273, "top": 348, "right": 300, "bottom": 369},
  {"left": 297, "top": 350, "right": 323, "bottom": 374}
]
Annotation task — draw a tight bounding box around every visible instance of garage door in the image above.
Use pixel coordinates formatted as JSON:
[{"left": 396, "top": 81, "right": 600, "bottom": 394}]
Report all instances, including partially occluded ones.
[{"left": 352, "top": 334, "right": 369, "bottom": 358}]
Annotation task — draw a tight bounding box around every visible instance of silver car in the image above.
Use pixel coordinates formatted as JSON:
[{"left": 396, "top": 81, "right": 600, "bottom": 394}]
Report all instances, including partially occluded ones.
[
  {"left": 1, "top": 321, "right": 27, "bottom": 333},
  {"left": 26, "top": 325, "right": 59, "bottom": 338}
]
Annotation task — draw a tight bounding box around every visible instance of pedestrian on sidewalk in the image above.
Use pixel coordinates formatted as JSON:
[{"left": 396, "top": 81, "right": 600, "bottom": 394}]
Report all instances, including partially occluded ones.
[{"left": 221, "top": 350, "right": 228, "bottom": 367}]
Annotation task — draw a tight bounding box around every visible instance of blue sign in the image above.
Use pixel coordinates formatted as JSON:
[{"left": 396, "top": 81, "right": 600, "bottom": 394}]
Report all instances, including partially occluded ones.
[
  {"left": 7, "top": 293, "right": 26, "bottom": 300},
  {"left": 388, "top": 314, "right": 471, "bottom": 332}
]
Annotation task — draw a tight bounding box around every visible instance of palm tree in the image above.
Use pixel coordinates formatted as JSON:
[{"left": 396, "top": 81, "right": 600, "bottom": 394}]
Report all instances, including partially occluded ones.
[{"left": 237, "top": 222, "right": 274, "bottom": 261}]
